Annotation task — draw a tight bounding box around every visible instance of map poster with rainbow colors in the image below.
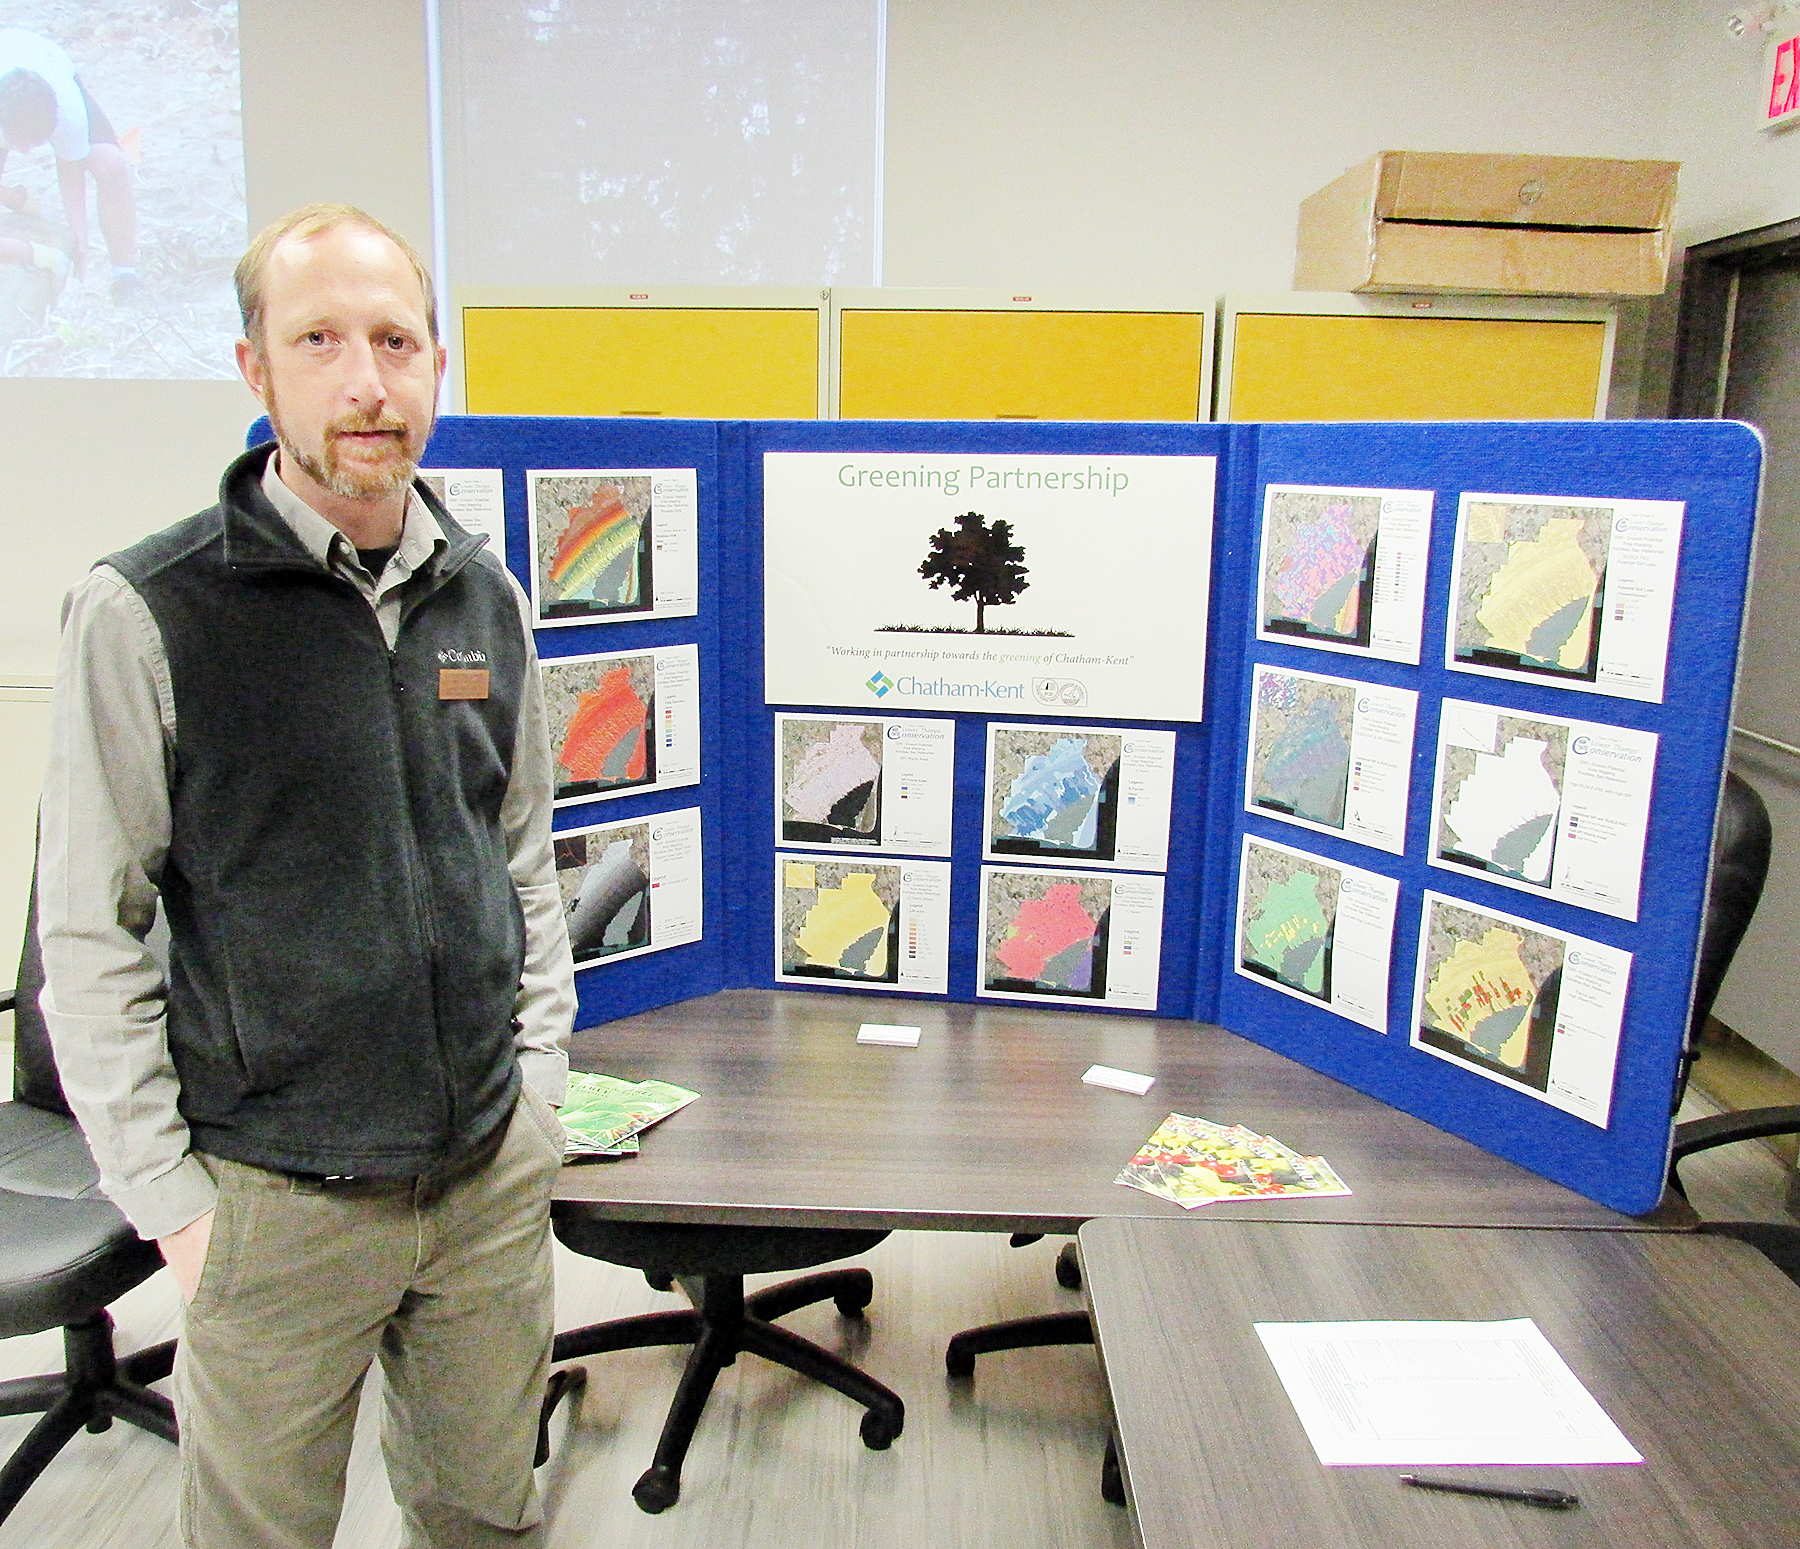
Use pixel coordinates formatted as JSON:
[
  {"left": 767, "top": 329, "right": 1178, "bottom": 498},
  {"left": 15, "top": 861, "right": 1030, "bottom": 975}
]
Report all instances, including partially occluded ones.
[
  {"left": 1234, "top": 834, "right": 1399, "bottom": 1034},
  {"left": 1446, "top": 493, "right": 1683, "bottom": 703},
  {"left": 977, "top": 867, "right": 1164, "bottom": 1011},
  {"left": 1256, "top": 483, "right": 1431, "bottom": 665},
  {"left": 774, "top": 856, "right": 950, "bottom": 994},
  {"left": 527, "top": 468, "right": 700, "bottom": 628},
  {"left": 1410, "top": 892, "right": 1631, "bottom": 1128}
]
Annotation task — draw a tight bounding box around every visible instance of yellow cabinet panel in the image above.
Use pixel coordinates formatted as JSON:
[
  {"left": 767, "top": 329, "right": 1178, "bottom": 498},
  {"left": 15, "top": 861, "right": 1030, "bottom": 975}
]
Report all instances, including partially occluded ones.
[
  {"left": 462, "top": 307, "right": 820, "bottom": 418},
  {"left": 1228, "top": 314, "right": 1608, "bottom": 421},
  {"left": 839, "top": 310, "right": 1204, "bottom": 421}
]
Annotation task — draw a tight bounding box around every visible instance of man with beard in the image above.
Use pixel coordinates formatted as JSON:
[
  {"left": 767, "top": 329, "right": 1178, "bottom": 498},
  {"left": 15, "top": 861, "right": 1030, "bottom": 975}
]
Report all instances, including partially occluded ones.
[{"left": 36, "top": 204, "right": 576, "bottom": 1548}]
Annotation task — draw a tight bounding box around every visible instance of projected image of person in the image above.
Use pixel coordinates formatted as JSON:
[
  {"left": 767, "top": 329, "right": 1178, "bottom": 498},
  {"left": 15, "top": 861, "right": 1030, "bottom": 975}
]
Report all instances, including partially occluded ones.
[
  {"left": 0, "top": 28, "right": 139, "bottom": 301},
  {"left": 0, "top": 5, "right": 246, "bottom": 378}
]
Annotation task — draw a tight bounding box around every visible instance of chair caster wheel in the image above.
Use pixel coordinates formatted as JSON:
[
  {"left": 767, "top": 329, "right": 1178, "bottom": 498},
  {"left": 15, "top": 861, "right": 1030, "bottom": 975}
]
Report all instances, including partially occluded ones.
[
  {"left": 633, "top": 1465, "right": 681, "bottom": 1514},
  {"left": 860, "top": 1409, "right": 900, "bottom": 1450},
  {"left": 1055, "top": 1242, "right": 1082, "bottom": 1289},
  {"left": 835, "top": 1291, "right": 872, "bottom": 1319},
  {"left": 944, "top": 1340, "right": 976, "bottom": 1379}
]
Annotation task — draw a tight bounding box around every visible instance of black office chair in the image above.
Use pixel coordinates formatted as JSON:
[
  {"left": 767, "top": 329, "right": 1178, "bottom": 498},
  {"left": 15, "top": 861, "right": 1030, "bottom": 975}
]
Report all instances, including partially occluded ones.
[
  {"left": 0, "top": 883, "right": 177, "bottom": 1523},
  {"left": 1658, "top": 771, "right": 1800, "bottom": 1285},
  {"left": 542, "top": 1212, "right": 904, "bottom": 1513}
]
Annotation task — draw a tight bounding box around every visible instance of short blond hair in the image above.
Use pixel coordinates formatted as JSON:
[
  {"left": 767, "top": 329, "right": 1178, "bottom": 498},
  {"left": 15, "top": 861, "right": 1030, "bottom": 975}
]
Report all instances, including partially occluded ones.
[{"left": 235, "top": 203, "right": 438, "bottom": 350}]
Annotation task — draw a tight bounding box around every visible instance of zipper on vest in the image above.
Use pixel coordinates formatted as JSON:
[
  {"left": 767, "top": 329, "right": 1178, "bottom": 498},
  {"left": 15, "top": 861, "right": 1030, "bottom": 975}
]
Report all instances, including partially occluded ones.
[{"left": 383, "top": 642, "right": 460, "bottom": 1142}]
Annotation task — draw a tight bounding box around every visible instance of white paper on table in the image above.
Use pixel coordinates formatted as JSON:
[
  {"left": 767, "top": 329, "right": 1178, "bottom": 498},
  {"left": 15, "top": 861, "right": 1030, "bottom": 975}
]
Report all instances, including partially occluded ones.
[
  {"left": 857, "top": 1023, "right": 922, "bottom": 1046},
  {"left": 1080, "top": 1064, "right": 1156, "bottom": 1094},
  {"left": 1253, "top": 1318, "right": 1643, "bottom": 1467}
]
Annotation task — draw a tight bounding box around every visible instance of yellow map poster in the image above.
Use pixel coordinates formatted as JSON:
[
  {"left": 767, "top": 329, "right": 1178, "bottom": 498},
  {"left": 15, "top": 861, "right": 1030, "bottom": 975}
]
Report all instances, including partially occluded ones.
[
  {"left": 1410, "top": 893, "right": 1631, "bottom": 1127},
  {"left": 1447, "top": 493, "right": 1683, "bottom": 704}
]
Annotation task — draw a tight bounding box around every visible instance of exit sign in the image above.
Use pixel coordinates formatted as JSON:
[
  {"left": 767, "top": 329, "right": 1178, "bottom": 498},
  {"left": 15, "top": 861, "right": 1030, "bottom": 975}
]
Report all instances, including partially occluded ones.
[{"left": 1763, "top": 28, "right": 1800, "bottom": 130}]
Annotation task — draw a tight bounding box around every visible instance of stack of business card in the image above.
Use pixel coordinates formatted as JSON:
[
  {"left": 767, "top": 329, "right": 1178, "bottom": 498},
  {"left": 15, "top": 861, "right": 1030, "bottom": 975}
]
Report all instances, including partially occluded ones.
[
  {"left": 1115, "top": 1113, "right": 1350, "bottom": 1208},
  {"left": 557, "top": 1072, "right": 700, "bottom": 1160}
]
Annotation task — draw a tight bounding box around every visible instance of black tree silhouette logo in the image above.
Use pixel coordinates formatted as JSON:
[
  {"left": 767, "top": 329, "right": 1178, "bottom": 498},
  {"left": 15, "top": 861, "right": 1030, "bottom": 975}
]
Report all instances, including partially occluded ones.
[{"left": 917, "top": 511, "right": 1029, "bottom": 634}]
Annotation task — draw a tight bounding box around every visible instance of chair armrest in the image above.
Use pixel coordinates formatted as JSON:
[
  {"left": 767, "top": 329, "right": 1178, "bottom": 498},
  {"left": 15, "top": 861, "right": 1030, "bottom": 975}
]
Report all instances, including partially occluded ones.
[
  {"left": 0, "top": 989, "right": 13, "bottom": 1015},
  {"left": 1670, "top": 1106, "right": 1800, "bottom": 1197},
  {"left": 1673, "top": 1105, "right": 1800, "bottom": 1164}
]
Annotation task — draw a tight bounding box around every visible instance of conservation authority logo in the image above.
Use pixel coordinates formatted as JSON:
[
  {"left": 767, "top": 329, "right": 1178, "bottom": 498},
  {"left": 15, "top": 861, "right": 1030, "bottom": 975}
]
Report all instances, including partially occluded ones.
[{"left": 866, "top": 670, "right": 896, "bottom": 699}]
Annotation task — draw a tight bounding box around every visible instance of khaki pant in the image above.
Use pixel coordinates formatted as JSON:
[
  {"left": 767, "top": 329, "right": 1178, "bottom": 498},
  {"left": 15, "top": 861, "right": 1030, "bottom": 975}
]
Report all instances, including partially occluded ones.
[{"left": 175, "top": 1085, "right": 565, "bottom": 1549}]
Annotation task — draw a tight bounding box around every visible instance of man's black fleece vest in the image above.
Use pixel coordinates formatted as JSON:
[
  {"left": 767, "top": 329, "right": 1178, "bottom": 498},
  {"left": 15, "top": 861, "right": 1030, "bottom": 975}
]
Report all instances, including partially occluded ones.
[{"left": 107, "top": 445, "right": 530, "bottom": 1177}]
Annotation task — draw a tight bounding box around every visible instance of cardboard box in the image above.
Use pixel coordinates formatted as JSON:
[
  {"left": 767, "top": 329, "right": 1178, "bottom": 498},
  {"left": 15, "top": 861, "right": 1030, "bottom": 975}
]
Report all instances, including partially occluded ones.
[{"left": 1295, "top": 152, "right": 1679, "bottom": 297}]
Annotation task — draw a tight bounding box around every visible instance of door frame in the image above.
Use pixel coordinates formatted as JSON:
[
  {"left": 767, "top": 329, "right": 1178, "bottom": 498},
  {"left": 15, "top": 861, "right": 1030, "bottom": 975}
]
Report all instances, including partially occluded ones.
[{"left": 1670, "top": 215, "right": 1800, "bottom": 419}]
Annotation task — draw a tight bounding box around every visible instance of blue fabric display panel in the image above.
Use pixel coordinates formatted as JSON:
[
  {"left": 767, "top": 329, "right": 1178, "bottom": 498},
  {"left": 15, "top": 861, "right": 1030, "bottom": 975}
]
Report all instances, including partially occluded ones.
[
  {"left": 1212, "top": 420, "right": 1761, "bottom": 1214},
  {"left": 247, "top": 414, "right": 1759, "bottom": 1214},
  {"left": 735, "top": 420, "right": 1228, "bottom": 1018}
]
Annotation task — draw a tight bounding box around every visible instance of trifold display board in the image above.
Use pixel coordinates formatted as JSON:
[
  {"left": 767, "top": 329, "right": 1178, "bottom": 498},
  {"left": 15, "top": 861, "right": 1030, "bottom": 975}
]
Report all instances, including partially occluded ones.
[{"left": 273, "top": 415, "right": 1758, "bottom": 1216}]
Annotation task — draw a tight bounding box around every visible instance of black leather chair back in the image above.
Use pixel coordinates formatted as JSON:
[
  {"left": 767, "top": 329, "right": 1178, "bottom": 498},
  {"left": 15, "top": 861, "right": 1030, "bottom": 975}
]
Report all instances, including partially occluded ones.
[
  {"left": 11, "top": 879, "right": 73, "bottom": 1119},
  {"left": 1693, "top": 771, "right": 1772, "bottom": 1038},
  {"left": 1670, "top": 770, "right": 1773, "bottom": 1111}
]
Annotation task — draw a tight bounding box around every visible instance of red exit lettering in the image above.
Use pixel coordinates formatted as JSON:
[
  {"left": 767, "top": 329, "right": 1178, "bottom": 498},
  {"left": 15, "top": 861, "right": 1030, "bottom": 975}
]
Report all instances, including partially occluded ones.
[{"left": 1768, "top": 34, "right": 1800, "bottom": 121}]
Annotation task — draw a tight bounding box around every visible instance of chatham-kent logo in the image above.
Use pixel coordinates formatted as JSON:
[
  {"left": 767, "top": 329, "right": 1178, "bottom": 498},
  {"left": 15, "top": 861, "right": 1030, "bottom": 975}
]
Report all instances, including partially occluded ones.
[
  {"left": 866, "top": 670, "right": 896, "bottom": 699},
  {"left": 437, "top": 649, "right": 489, "bottom": 665}
]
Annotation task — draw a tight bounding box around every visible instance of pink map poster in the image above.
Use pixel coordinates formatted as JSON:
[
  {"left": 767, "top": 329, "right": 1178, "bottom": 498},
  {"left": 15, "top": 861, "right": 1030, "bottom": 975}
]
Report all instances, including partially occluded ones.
[{"left": 977, "top": 866, "right": 1164, "bottom": 1010}]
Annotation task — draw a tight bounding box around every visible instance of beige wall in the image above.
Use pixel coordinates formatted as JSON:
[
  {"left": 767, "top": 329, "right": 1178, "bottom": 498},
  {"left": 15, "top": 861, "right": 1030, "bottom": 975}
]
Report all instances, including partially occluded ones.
[
  {"left": 1659, "top": 6, "right": 1800, "bottom": 1070},
  {"left": 1664, "top": 1, "right": 1800, "bottom": 244},
  {"left": 882, "top": 0, "right": 1675, "bottom": 291},
  {"left": 0, "top": 0, "right": 434, "bottom": 686}
]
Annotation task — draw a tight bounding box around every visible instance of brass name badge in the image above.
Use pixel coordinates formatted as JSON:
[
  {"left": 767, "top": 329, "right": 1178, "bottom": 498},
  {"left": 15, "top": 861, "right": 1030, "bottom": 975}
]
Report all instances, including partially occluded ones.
[{"left": 438, "top": 668, "right": 491, "bottom": 700}]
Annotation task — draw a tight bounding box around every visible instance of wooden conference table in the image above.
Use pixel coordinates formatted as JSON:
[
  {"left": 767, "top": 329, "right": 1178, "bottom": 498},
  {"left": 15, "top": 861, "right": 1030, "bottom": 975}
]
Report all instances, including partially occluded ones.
[
  {"left": 1079, "top": 1217, "right": 1800, "bottom": 1549},
  {"left": 556, "top": 988, "right": 1687, "bottom": 1232}
]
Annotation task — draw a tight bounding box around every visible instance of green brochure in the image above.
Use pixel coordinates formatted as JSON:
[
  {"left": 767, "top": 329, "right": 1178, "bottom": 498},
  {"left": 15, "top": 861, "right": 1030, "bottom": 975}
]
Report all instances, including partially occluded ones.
[{"left": 557, "top": 1072, "right": 700, "bottom": 1158}]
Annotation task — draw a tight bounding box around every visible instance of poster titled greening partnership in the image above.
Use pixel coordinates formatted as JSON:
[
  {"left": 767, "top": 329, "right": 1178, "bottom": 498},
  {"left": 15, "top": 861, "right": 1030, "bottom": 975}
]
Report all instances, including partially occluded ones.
[{"left": 762, "top": 452, "right": 1217, "bottom": 723}]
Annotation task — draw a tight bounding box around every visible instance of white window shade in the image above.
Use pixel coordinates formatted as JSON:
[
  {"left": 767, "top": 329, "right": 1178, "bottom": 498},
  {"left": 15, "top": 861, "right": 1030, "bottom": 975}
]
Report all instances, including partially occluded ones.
[{"left": 435, "top": 0, "right": 882, "bottom": 292}]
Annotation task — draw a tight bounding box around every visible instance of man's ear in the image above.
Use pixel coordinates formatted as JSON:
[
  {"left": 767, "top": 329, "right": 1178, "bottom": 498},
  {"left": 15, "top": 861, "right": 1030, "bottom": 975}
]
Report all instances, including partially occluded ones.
[{"left": 236, "top": 338, "right": 269, "bottom": 404}]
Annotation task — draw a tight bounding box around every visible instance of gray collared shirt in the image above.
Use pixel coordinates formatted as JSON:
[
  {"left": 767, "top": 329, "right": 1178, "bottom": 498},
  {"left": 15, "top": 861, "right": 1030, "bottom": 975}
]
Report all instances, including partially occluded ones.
[{"left": 35, "top": 455, "right": 575, "bottom": 1240}]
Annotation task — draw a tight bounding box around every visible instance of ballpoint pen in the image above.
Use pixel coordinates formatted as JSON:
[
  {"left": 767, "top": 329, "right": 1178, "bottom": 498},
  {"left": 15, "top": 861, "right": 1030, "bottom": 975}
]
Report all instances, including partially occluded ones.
[{"left": 1399, "top": 1474, "right": 1580, "bottom": 1510}]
